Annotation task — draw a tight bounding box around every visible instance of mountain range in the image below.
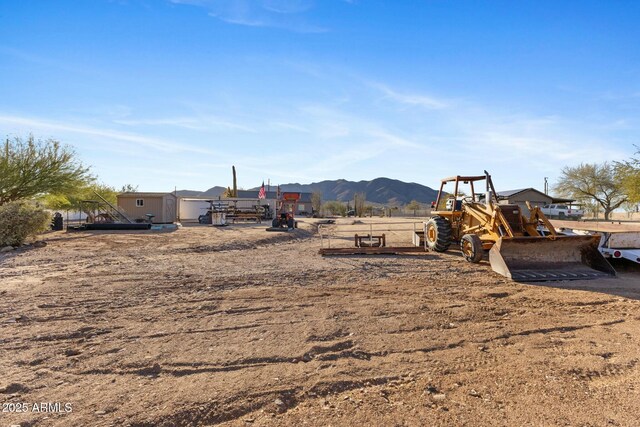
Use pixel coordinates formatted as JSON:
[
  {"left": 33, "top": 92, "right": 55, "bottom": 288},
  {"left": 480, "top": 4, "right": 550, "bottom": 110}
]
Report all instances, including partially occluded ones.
[{"left": 176, "top": 178, "right": 439, "bottom": 205}]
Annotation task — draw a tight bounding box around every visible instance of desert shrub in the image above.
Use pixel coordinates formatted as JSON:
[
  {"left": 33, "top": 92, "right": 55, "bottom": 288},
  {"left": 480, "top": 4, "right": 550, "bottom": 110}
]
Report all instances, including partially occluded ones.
[
  {"left": 0, "top": 200, "right": 51, "bottom": 247},
  {"left": 322, "top": 201, "right": 347, "bottom": 216}
]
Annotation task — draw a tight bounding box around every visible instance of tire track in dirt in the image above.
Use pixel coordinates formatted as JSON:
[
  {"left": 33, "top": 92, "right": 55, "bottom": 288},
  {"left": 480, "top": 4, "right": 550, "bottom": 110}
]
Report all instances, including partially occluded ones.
[
  {"left": 126, "top": 375, "right": 411, "bottom": 427},
  {"left": 2, "top": 225, "right": 640, "bottom": 427}
]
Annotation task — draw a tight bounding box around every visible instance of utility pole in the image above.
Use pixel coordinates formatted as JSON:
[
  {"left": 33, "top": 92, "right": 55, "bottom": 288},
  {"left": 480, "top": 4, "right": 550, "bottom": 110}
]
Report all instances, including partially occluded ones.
[{"left": 544, "top": 177, "right": 549, "bottom": 195}]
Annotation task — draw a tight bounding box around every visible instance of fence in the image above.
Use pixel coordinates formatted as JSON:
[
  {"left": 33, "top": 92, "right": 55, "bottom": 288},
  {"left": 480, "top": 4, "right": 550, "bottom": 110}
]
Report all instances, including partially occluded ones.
[{"left": 318, "top": 220, "right": 426, "bottom": 250}]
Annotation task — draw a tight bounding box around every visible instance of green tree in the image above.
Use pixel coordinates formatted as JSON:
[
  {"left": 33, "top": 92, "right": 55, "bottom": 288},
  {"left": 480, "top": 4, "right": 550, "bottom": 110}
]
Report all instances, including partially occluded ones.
[
  {"left": 322, "top": 201, "right": 347, "bottom": 217},
  {"left": 406, "top": 200, "right": 421, "bottom": 216},
  {"left": 0, "top": 135, "right": 91, "bottom": 205},
  {"left": 615, "top": 146, "right": 640, "bottom": 203},
  {"left": 42, "top": 183, "right": 118, "bottom": 214},
  {"left": 554, "top": 162, "right": 627, "bottom": 220},
  {"left": 121, "top": 184, "right": 138, "bottom": 193}
]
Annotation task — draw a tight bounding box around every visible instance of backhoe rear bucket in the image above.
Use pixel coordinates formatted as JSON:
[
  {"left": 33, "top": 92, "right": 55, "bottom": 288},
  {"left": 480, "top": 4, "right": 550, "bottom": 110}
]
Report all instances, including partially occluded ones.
[{"left": 489, "top": 235, "right": 616, "bottom": 282}]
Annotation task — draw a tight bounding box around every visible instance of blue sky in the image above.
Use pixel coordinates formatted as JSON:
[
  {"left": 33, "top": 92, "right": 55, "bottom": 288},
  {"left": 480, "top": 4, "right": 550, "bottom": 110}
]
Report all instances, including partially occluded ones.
[{"left": 1, "top": 0, "right": 640, "bottom": 193}]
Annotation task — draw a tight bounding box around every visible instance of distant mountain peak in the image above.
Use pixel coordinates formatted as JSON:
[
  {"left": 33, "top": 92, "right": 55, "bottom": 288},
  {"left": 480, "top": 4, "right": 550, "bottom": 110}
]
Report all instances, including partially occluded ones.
[
  {"left": 175, "top": 186, "right": 226, "bottom": 198},
  {"left": 176, "top": 178, "right": 438, "bottom": 205},
  {"left": 250, "top": 178, "right": 438, "bottom": 205}
]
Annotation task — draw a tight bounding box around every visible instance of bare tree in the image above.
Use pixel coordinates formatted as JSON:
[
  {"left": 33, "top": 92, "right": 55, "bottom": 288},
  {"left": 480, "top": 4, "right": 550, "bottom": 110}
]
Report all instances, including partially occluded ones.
[
  {"left": 364, "top": 205, "right": 374, "bottom": 217},
  {"left": 353, "top": 192, "right": 366, "bottom": 217},
  {"left": 0, "top": 135, "right": 91, "bottom": 205},
  {"left": 311, "top": 192, "right": 322, "bottom": 215},
  {"left": 554, "top": 162, "right": 627, "bottom": 220},
  {"left": 622, "top": 201, "right": 640, "bottom": 218},
  {"left": 406, "top": 200, "right": 421, "bottom": 216}
]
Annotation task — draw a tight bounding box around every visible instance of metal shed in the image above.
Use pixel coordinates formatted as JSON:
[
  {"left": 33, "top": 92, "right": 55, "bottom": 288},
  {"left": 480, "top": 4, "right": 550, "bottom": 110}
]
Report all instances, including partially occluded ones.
[
  {"left": 178, "top": 197, "right": 212, "bottom": 222},
  {"left": 117, "top": 192, "right": 177, "bottom": 223}
]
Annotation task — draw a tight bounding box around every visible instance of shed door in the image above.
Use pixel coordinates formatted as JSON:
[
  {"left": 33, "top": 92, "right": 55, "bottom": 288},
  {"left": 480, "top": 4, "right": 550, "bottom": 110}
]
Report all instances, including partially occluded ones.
[{"left": 165, "top": 198, "right": 176, "bottom": 223}]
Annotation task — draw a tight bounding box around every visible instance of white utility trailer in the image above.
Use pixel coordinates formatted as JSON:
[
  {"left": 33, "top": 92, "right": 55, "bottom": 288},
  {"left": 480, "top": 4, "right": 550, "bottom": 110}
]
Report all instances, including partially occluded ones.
[
  {"left": 598, "top": 232, "right": 640, "bottom": 264},
  {"left": 556, "top": 227, "right": 640, "bottom": 264}
]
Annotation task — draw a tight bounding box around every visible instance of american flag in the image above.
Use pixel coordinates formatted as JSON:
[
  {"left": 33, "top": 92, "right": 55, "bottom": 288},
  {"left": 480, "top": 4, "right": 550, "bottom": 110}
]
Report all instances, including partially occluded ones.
[{"left": 258, "top": 182, "right": 266, "bottom": 199}]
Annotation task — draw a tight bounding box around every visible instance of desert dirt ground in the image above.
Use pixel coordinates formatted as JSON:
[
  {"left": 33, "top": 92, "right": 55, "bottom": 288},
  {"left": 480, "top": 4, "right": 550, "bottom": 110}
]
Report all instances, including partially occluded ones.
[{"left": 1, "top": 218, "right": 640, "bottom": 427}]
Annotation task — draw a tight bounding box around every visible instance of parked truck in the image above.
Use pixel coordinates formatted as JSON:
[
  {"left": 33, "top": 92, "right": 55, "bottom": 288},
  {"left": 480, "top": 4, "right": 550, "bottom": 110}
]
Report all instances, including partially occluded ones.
[{"left": 540, "top": 203, "right": 584, "bottom": 220}]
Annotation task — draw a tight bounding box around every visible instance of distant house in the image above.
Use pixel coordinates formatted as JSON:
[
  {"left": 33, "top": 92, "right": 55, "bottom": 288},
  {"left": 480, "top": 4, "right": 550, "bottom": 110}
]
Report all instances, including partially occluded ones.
[
  {"left": 496, "top": 188, "right": 553, "bottom": 209},
  {"left": 117, "top": 192, "right": 177, "bottom": 223},
  {"left": 496, "top": 188, "right": 575, "bottom": 213}
]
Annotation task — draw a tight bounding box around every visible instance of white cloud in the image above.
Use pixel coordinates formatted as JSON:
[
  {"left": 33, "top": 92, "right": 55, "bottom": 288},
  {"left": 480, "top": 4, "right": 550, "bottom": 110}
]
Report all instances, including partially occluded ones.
[
  {"left": 366, "top": 129, "right": 423, "bottom": 149},
  {"left": 0, "top": 45, "right": 79, "bottom": 72},
  {"left": 113, "top": 116, "right": 257, "bottom": 132},
  {"left": 170, "top": 0, "right": 329, "bottom": 33},
  {"left": 132, "top": 167, "right": 207, "bottom": 178},
  {"left": 448, "top": 111, "right": 630, "bottom": 184},
  {"left": 307, "top": 143, "right": 387, "bottom": 175},
  {"left": 113, "top": 117, "right": 202, "bottom": 130},
  {"left": 371, "top": 82, "right": 450, "bottom": 110},
  {"left": 0, "top": 115, "right": 216, "bottom": 155},
  {"left": 262, "top": 0, "right": 314, "bottom": 14},
  {"left": 267, "top": 121, "right": 310, "bottom": 132}
]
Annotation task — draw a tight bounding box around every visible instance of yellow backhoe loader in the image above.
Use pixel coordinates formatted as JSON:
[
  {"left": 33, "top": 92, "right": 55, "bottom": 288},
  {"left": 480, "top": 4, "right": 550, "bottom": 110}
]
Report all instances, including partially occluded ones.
[{"left": 425, "top": 171, "right": 616, "bottom": 282}]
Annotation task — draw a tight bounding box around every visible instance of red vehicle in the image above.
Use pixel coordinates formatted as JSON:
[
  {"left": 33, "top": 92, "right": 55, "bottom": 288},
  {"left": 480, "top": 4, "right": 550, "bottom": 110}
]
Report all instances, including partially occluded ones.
[{"left": 271, "top": 192, "right": 300, "bottom": 229}]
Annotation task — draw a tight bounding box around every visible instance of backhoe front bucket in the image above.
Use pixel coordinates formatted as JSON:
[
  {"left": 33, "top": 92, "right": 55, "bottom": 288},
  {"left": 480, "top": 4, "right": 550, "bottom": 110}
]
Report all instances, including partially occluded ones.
[{"left": 489, "top": 235, "right": 616, "bottom": 282}]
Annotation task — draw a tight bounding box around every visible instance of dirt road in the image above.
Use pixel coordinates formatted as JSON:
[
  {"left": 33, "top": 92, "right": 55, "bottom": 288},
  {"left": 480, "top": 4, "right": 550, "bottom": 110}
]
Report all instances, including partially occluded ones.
[{"left": 1, "top": 221, "right": 639, "bottom": 426}]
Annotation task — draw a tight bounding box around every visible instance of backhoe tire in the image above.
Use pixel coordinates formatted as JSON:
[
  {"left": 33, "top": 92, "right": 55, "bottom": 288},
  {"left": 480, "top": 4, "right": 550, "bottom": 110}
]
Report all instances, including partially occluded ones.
[
  {"left": 425, "top": 216, "right": 452, "bottom": 252},
  {"left": 460, "top": 234, "right": 483, "bottom": 263}
]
